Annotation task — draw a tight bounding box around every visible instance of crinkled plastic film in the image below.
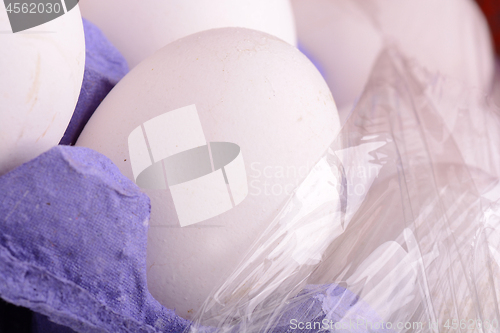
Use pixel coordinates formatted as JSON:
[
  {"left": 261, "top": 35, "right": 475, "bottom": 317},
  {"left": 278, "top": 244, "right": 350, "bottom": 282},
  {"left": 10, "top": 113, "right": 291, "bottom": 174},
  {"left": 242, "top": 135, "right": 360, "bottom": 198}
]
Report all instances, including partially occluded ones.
[{"left": 185, "top": 48, "right": 500, "bottom": 333}]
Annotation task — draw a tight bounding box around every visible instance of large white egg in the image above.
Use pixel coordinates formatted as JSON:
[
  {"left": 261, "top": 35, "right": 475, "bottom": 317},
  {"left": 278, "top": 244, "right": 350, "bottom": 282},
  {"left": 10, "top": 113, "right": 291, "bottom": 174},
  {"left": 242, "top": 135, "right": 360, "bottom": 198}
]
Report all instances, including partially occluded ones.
[
  {"left": 0, "top": 5, "right": 85, "bottom": 176},
  {"left": 76, "top": 27, "right": 340, "bottom": 319},
  {"left": 79, "top": 0, "right": 297, "bottom": 68},
  {"left": 291, "top": 0, "right": 495, "bottom": 122}
]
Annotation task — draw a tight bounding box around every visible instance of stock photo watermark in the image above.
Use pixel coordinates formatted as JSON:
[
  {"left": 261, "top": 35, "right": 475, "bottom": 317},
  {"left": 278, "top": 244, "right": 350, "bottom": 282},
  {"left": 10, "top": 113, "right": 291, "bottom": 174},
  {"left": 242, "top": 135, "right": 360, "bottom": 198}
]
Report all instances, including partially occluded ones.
[
  {"left": 289, "top": 317, "right": 499, "bottom": 331},
  {"left": 289, "top": 318, "right": 424, "bottom": 331},
  {"left": 127, "top": 105, "right": 249, "bottom": 227},
  {"left": 248, "top": 161, "right": 380, "bottom": 197},
  {"left": 3, "top": 0, "right": 79, "bottom": 32}
]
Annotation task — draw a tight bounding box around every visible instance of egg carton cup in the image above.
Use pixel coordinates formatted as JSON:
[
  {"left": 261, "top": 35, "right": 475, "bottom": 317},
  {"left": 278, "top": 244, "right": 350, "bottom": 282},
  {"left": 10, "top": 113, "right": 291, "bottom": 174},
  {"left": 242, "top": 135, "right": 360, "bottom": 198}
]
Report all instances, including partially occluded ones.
[{"left": 187, "top": 47, "right": 500, "bottom": 333}]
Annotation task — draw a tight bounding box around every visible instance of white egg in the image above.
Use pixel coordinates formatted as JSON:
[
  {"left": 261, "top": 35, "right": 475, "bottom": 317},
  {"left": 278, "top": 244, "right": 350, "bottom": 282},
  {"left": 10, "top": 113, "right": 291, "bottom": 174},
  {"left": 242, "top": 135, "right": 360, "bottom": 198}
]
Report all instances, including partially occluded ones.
[
  {"left": 76, "top": 27, "right": 340, "bottom": 319},
  {"left": 0, "top": 5, "right": 85, "bottom": 176},
  {"left": 291, "top": 0, "right": 495, "bottom": 123},
  {"left": 78, "top": 0, "right": 297, "bottom": 68}
]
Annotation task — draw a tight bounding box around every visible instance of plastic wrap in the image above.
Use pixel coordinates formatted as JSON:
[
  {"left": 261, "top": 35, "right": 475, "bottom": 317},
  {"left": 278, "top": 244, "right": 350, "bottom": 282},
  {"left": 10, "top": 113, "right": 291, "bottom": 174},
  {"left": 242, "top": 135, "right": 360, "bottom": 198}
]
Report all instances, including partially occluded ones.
[{"left": 185, "top": 47, "right": 500, "bottom": 333}]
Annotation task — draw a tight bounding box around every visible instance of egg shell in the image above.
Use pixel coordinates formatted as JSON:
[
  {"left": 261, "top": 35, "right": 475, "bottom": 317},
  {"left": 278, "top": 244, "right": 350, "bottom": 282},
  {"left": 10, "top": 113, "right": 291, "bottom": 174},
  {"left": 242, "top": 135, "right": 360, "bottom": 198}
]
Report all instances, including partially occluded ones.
[
  {"left": 0, "top": 5, "right": 85, "bottom": 176},
  {"left": 79, "top": 0, "right": 297, "bottom": 68},
  {"left": 76, "top": 27, "right": 340, "bottom": 319},
  {"left": 291, "top": 0, "right": 495, "bottom": 122}
]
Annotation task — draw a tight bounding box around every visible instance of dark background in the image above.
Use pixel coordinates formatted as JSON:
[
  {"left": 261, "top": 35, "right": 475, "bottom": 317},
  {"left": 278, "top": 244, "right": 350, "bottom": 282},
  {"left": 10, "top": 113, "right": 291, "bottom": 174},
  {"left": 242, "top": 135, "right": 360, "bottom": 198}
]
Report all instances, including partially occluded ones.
[
  {"left": 0, "top": 299, "right": 32, "bottom": 333},
  {"left": 476, "top": 0, "right": 500, "bottom": 55}
]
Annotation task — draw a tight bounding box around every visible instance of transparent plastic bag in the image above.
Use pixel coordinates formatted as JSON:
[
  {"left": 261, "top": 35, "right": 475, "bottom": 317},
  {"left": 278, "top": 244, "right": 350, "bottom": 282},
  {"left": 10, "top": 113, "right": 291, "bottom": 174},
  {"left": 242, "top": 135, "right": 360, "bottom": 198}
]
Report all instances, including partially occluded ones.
[{"left": 186, "top": 47, "right": 500, "bottom": 333}]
